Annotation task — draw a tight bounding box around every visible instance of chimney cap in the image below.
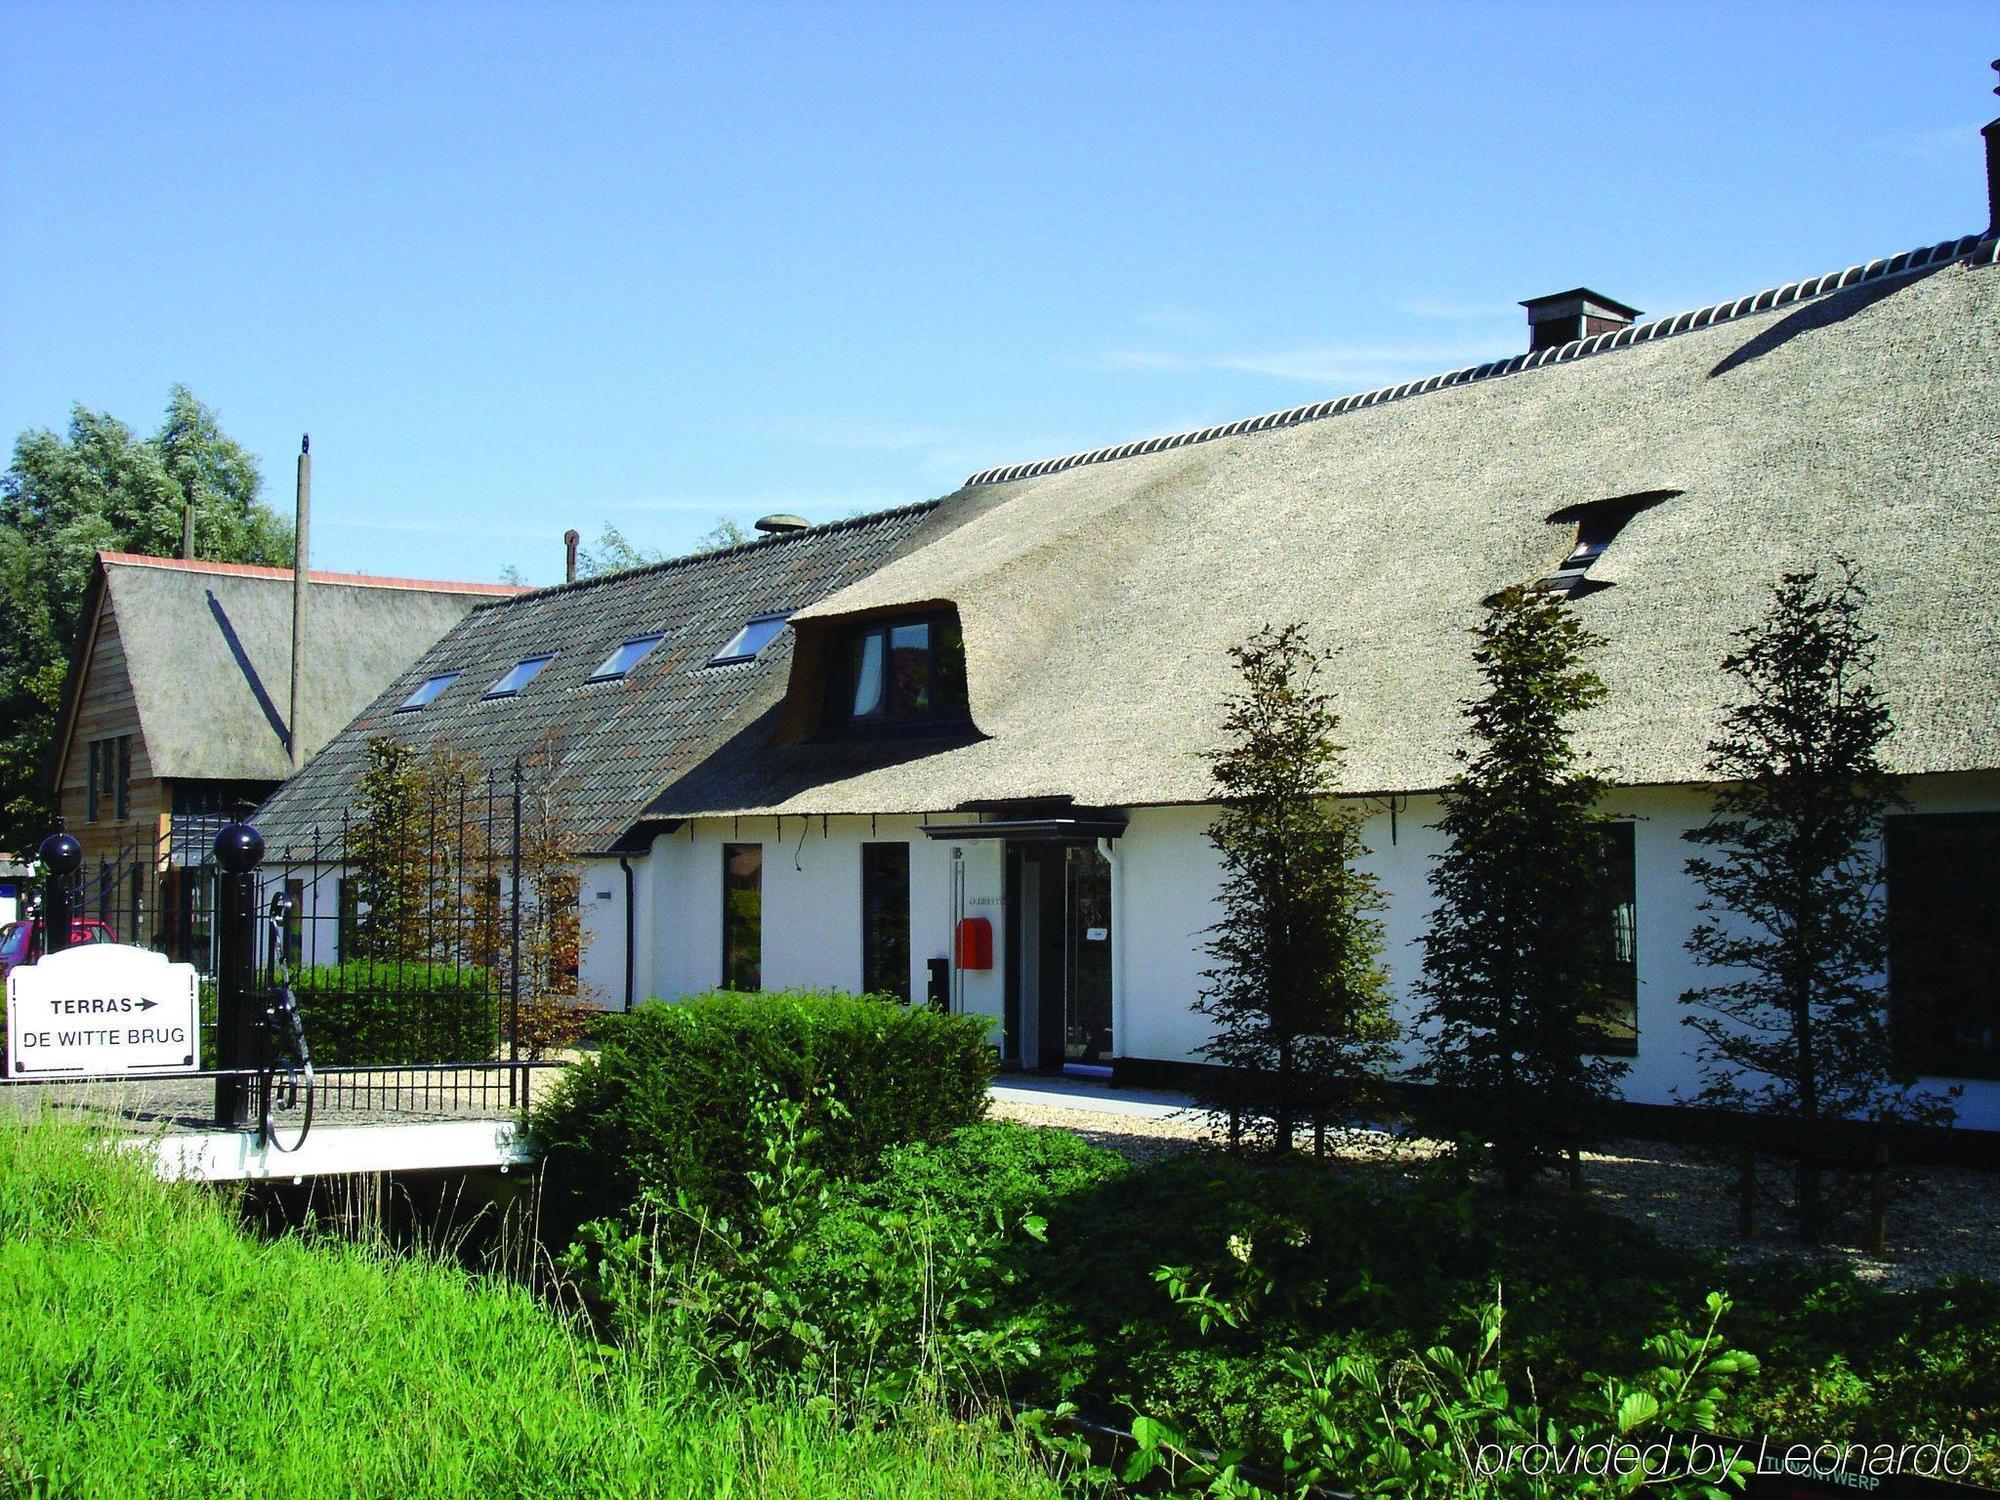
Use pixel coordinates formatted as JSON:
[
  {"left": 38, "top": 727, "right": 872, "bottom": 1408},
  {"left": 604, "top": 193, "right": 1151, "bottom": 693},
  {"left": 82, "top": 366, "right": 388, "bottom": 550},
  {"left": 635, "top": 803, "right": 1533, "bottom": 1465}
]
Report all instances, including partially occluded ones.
[
  {"left": 754, "top": 513, "right": 811, "bottom": 535},
  {"left": 1520, "top": 287, "right": 1643, "bottom": 321}
]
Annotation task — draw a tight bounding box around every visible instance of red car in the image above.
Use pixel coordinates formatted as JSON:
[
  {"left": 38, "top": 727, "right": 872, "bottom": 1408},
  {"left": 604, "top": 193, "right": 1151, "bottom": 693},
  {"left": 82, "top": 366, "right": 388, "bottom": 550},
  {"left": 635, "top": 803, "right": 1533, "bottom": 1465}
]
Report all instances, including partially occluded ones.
[{"left": 0, "top": 918, "right": 117, "bottom": 981}]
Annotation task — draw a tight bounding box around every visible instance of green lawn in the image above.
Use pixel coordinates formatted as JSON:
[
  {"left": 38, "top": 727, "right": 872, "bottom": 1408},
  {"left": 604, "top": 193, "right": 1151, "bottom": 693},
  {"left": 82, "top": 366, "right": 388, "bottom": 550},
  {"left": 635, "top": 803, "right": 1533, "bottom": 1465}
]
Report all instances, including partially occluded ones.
[{"left": 0, "top": 1118, "right": 1069, "bottom": 1499}]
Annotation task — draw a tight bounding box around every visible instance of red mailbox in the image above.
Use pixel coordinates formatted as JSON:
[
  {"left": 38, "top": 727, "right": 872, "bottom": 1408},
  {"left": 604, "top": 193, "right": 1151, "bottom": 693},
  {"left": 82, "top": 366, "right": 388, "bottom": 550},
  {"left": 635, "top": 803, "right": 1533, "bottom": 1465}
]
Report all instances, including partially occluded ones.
[{"left": 955, "top": 916, "right": 993, "bottom": 971}]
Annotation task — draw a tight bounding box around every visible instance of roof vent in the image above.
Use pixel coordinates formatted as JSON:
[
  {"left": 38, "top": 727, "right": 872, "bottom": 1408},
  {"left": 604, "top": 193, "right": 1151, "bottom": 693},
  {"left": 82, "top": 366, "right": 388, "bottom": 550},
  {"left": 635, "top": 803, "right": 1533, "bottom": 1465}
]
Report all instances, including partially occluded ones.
[
  {"left": 1520, "top": 288, "right": 1642, "bottom": 353},
  {"left": 754, "top": 513, "right": 810, "bottom": 535}
]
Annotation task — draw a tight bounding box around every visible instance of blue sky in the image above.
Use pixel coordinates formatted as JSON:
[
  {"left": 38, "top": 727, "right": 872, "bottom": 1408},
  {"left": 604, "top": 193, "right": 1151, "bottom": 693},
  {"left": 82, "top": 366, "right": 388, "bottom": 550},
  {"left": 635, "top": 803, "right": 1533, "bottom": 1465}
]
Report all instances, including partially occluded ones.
[{"left": 2, "top": 2, "right": 1993, "bottom": 585}]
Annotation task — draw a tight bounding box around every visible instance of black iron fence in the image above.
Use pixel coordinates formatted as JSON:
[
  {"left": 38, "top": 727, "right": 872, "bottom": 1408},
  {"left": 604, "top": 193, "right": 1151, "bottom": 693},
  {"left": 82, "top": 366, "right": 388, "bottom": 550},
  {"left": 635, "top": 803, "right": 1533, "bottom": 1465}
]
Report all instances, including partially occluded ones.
[{"left": 6, "top": 765, "right": 583, "bottom": 1131}]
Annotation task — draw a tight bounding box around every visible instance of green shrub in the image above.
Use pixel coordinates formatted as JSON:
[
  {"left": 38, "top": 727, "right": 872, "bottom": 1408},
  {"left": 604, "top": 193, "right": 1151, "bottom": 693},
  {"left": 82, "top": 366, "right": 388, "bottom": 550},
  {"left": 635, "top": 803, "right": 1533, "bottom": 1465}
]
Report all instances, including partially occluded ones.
[
  {"left": 290, "top": 962, "right": 499, "bottom": 1066},
  {"left": 0, "top": 1116, "right": 1070, "bottom": 1499},
  {"left": 531, "top": 989, "right": 995, "bottom": 1227}
]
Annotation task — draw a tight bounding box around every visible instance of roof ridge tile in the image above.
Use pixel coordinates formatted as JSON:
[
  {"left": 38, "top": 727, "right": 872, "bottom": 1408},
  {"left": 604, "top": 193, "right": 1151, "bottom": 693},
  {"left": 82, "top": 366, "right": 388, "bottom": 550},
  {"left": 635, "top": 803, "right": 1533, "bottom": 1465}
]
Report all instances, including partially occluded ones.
[
  {"left": 963, "top": 231, "right": 1999, "bottom": 488},
  {"left": 99, "top": 551, "right": 528, "bottom": 596}
]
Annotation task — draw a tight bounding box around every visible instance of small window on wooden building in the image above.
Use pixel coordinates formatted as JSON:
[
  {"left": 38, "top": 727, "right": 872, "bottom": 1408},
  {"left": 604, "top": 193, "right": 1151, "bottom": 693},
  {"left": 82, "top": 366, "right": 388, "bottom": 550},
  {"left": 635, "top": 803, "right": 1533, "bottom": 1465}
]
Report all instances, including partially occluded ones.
[
  {"left": 1579, "top": 822, "right": 1639, "bottom": 1054},
  {"left": 722, "top": 844, "right": 763, "bottom": 991},
  {"left": 1887, "top": 813, "right": 2000, "bottom": 1079},
  {"left": 861, "top": 842, "right": 911, "bottom": 1002}
]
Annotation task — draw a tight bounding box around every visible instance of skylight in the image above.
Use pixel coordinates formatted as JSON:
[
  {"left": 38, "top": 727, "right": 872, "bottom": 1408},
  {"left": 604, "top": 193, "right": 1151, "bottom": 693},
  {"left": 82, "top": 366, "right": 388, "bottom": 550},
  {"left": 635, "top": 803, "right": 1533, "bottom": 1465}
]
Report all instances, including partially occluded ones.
[
  {"left": 589, "top": 635, "right": 666, "bottom": 681},
  {"left": 484, "top": 655, "right": 555, "bottom": 698},
  {"left": 397, "top": 671, "right": 460, "bottom": 711},
  {"left": 707, "top": 613, "right": 791, "bottom": 667}
]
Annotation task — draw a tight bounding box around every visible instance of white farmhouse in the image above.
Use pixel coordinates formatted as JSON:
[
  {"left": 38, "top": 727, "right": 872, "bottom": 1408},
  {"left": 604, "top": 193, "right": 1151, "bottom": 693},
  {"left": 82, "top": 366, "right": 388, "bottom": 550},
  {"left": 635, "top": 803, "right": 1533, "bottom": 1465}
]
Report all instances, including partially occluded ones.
[{"left": 624, "top": 224, "right": 2000, "bottom": 1136}]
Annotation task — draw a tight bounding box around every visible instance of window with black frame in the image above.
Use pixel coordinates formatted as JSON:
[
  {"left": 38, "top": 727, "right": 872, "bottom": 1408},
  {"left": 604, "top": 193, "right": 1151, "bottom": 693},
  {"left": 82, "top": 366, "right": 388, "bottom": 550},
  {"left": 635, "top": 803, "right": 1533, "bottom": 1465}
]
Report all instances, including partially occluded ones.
[
  {"left": 722, "top": 844, "right": 763, "bottom": 992},
  {"left": 827, "top": 612, "right": 970, "bottom": 732},
  {"left": 1579, "top": 821, "right": 1639, "bottom": 1054},
  {"left": 1887, "top": 812, "right": 2000, "bottom": 1079},
  {"left": 861, "top": 842, "right": 911, "bottom": 1001}
]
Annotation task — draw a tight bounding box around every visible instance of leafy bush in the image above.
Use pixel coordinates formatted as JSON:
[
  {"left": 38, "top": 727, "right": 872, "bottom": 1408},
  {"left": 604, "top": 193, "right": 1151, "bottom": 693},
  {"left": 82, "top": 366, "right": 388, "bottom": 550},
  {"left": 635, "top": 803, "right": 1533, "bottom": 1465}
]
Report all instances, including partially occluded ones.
[
  {"left": 531, "top": 989, "right": 995, "bottom": 1227},
  {"left": 569, "top": 1091, "right": 1053, "bottom": 1413},
  {"left": 1126, "top": 1288, "right": 1759, "bottom": 1498},
  {"left": 0, "top": 1116, "right": 1070, "bottom": 1499},
  {"left": 291, "top": 962, "right": 499, "bottom": 1066}
]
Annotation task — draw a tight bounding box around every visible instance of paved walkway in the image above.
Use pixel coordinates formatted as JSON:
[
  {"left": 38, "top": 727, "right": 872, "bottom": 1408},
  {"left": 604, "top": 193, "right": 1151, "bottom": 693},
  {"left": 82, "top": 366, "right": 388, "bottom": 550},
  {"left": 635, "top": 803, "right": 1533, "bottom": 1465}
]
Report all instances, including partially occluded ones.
[{"left": 989, "top": 1075, "right": 1197, "bottom": 1120}]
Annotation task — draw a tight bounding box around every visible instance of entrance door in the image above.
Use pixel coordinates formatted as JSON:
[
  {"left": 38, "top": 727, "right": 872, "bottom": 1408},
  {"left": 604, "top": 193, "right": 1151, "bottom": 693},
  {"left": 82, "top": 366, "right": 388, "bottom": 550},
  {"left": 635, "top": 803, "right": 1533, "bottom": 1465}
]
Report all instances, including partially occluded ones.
[
  {"left": 1007, "top": 844, "right": 1114, "bottom": 1071},
  {"left": 1061, "top": 846, "right": 1114, "bottom": 1069}
]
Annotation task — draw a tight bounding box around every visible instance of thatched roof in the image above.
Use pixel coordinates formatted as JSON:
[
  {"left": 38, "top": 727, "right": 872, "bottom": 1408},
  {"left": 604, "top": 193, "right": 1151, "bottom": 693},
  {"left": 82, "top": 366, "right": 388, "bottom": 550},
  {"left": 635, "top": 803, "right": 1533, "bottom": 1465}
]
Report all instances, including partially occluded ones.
[
  {"left": 644, "top": 233, "right": 2000, "bottom": 821},
  {"left": 63, "top": 554, "right": 522, "bottom": 783},
  {"left": 251, "top": 504, "right": 939, "bottom": 858}
]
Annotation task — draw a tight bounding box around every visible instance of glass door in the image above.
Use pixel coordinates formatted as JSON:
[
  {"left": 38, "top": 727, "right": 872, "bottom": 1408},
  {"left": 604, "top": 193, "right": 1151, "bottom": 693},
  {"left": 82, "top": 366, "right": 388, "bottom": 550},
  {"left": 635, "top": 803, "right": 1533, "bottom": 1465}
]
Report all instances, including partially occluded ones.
[{"left": 1063, "top": 846, "right": 1113, "bottom": 1067}]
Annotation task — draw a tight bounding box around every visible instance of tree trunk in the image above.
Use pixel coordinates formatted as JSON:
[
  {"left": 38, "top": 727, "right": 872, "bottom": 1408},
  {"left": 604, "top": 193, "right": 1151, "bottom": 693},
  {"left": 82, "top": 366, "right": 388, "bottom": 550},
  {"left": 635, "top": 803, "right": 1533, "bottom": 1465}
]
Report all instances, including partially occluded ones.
[
  {"left": 1566, "top": 1145, "right": 1583, "bottom": 1194},
  {"left": 1737, "top": 1148, "right": 1756, "bottom": 1241},
  {"left": 1274, "top": 1034, "right": 1295, "bottom": 1154},
  {"left": 1865, "top": 1139, "right": 1890, "bottom": 1256}
]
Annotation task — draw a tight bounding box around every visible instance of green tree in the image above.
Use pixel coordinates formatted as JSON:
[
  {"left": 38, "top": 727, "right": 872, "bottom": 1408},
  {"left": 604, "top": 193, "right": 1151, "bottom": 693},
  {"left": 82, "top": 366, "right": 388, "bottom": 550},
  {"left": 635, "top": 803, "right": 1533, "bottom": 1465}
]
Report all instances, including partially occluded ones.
[
  {"left": 346, "top": 736, "right": 463, "bottom": 964},
  {"left": 1416, "top": 585, "right": 1626, "bottom": 1192},
  {"left": 0, "top": 389, "right": 292, "bottom": 847},
  {"left": 1195, "top": 622, "right": 1395, "bottom": 1154},
  {"left": 1679, "top": 562, "right": 1953, "bottom": 1243}
]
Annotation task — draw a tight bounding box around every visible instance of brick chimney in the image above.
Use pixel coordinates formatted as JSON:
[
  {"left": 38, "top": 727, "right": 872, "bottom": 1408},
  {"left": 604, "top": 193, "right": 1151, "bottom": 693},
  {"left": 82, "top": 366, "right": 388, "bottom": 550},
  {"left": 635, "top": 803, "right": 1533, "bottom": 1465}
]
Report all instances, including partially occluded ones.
[
  {"left": 1984, "top": 58, "right": 2000, "bottom": 235},
  {"left": 1520, "top": 288, "right": 1642, "bottom": 352}
]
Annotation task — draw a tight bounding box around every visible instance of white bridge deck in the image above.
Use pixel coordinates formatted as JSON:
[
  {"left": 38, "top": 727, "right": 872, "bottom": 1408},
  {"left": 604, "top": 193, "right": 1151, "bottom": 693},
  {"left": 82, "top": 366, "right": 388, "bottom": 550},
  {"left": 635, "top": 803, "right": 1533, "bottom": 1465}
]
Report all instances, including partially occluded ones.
[{"left": 2, "top": 1066, "right": 564, "bottom": 1181}]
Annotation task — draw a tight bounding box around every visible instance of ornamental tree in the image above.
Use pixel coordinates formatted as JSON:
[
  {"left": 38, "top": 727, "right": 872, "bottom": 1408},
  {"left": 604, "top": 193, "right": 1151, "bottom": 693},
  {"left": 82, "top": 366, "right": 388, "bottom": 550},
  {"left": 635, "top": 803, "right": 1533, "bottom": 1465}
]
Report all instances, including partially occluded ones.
[
  {"left": 1416, "top": 584, "right": 1627, "bottom": 1192},
  {"left": 1679, "top": 561, "right": 1953, "bottom": 1242},
  {"left": 1195, "top": 622, "right": 1396, "bottom": 1154}
]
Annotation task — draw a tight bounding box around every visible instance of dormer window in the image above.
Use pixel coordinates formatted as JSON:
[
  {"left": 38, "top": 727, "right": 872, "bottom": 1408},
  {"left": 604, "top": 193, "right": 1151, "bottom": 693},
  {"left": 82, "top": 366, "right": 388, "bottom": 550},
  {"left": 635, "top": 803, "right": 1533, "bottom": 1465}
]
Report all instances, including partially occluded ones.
[
  {"left": 484, "top": 654, "right": 554, "bottom": 698},
  {"left": 1539, "top": 489, "right": 1681, "bottom": 597},
  {"left": 709, "top": 613, "right": 791, "bottom": 667},
  {"left": 397, "top": 671, "right": 459, "bottom": 711},
  {"left": 589, "top": 635, "right": 665, "bottom": 681},
  {"left": 829, "top": 611, "right": 969, "bottom": 730}
]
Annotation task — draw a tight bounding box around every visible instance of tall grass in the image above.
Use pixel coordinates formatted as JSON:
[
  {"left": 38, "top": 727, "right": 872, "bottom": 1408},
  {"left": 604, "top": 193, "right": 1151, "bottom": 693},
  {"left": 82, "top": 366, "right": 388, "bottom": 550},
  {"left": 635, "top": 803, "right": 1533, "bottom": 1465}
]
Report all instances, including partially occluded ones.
[{"left": 0, "top": 1118, "right": 1070, "bottom": 1499}]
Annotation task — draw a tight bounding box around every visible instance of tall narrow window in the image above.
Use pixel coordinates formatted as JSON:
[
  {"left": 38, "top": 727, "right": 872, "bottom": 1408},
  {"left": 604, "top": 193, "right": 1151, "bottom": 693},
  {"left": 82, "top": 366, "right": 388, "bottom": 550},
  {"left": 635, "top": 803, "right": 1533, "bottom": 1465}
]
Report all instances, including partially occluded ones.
[
  {"left": 861, "top": 842, "right": 911, "bottom": 1001},
  {"left": 86, "top": 741, "right": 101, "bottom": 823},
  {"left": 543, "top": 873, "right": 581, "bottom": 993},
  {"left": 1579, "top": 821, "right": 1638, "bottom": 1054},
  {"left": 722, "top": 844, "right": 763, "bottom": 991},
  {"left": 283, "top": 878, "right": 304, "bottom": 969},
  {"left": 115, "top": 736, "right": 131, "bottom": 820},
  {"left": 336, "top": 878, "right": 359, "bottom": 963},
  {"left": 1887, "top": 813, "right": 2000, "bottom": 1078}
]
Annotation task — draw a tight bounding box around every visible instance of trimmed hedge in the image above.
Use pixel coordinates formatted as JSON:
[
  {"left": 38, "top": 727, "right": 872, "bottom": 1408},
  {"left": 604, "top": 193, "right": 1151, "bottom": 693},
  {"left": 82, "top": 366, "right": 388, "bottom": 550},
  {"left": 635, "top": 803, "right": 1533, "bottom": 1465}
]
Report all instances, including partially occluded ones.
[
  {"left": 531, "top": 989, "right": 995, "bottom": 1227},
  {"left": 291, "top": 962, "right": 500, "bottom": 1067}
]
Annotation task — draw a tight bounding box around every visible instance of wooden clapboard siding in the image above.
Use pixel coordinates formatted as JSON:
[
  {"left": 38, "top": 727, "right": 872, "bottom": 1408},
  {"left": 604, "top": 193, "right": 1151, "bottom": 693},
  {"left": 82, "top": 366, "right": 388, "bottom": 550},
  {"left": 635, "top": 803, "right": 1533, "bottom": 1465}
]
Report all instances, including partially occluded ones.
[{"left": 55, "top": 590, "right": 166, "bottom": 886}]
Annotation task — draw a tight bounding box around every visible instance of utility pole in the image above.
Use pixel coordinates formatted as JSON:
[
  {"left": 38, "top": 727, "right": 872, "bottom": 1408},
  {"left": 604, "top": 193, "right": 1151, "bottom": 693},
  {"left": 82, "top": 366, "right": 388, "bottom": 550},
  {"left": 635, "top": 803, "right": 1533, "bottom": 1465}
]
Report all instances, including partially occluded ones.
[{"left": 288, "top": 436, "right": 311, "bottom": 771}]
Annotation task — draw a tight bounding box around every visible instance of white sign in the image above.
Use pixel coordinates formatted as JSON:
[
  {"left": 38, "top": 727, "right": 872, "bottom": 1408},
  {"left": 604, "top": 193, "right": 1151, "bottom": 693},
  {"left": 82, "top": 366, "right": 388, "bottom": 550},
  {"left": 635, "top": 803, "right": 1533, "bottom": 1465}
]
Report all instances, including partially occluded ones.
[{"left": 6, "top": 944, "right": 201, "bottom": 1079}]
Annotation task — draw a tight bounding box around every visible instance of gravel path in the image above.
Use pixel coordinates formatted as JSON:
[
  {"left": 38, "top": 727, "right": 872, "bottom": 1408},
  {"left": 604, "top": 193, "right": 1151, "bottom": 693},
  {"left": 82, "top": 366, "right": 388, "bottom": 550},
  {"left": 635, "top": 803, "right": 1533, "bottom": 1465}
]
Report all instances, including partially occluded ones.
[{"left": 986, "top": 1094, "right": 2000, "bottom": 1291}]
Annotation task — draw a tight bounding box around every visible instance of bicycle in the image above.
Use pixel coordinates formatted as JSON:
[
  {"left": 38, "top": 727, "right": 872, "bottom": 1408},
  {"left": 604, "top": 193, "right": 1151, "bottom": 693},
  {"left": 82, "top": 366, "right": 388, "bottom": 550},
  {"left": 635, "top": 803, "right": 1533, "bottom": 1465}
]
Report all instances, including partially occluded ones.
[{"left": 258, "top": 891, "right": 316, "bottom": 1153}]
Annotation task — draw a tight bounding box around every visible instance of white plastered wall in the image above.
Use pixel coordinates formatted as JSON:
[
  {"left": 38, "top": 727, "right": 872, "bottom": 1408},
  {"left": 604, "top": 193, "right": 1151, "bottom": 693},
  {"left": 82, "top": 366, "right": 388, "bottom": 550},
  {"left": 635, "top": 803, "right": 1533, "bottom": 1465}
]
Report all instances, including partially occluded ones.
[{"left": 635, "top": 773, "right": 1997, "bottom": 1131}]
